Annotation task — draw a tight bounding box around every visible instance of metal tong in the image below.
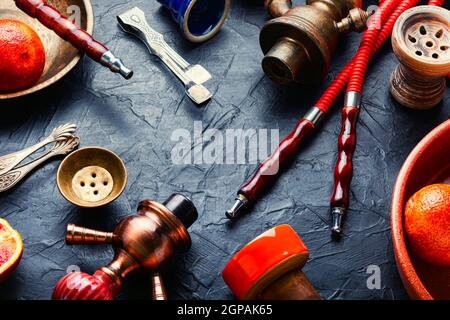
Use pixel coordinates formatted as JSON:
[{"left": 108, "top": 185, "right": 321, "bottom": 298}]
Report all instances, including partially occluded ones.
[
  {"left": 0, "top": 124, "right": 79, "bottom": 193},
  {"left": 117, "top": 7, "right": 212, "bottom": 104}
]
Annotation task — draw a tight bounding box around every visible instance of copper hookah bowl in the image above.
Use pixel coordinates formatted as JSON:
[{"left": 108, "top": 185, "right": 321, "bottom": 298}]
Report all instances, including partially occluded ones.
[
  {"left": 52, "top": 194, "right": 198, "bottom": 300},
  {"left": 261, "top": 0, "right": 370, "bottom": 85}
]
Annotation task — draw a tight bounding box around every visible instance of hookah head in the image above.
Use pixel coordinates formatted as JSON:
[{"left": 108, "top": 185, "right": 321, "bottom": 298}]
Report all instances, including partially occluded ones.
[
  {"left": 52, "top": 194, "right": 198, "bottom": 300},
  {"left": 260, "top": 0, "right": 369, "bottom": 85},
  {"left": 222, "top": 224, "right": 321, "bottom": 300},
  {"left": 157, "top": 0, "right": 231, "bottom": 43},
  {"left": 390, "top": 6, "right": 450, "bottom": 110}
]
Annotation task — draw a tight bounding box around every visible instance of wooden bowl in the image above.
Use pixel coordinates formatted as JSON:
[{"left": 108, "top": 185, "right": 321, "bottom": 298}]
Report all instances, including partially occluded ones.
[
  {"left": 391, "top": 119, "right": 450, "bottom": 300},
  {"left": 57, "top": 147, "right": 127, "bottom": 208},
  {"left": 0, "top": 0, "right": 93, "bottom": 99}
]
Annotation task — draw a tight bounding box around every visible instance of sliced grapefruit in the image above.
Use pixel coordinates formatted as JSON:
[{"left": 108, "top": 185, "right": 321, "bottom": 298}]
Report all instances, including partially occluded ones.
[{"left": 0, "top": 218, "right": 23, "bottom": 282}]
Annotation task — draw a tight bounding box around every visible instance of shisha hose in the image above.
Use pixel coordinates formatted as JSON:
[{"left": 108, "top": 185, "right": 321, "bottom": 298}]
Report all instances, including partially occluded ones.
[
  {"left": 428, "top": 0, "right": 446, "bottom": 6},
  {"left": 330, "top": 0, "right": 402, "bottom": 235},
  {"left": 226, "top": 0, "right": 419, "bottom": 220},
  {"left": 15, "top": 0, "right": 133, "bottom": 79},
  {"left": 329, "top": 0, "right": 444, "bottom": 236},
  {"left": 428, "top": 0, "right": 449, "bottom": 79}
]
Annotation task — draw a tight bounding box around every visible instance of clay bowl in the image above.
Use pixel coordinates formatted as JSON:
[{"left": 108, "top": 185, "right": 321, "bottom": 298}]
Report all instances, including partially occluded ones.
[
  {"left": 391, "top": 119, "right": 450, "bottom": 300},
  {"left": 0, "top": 0, "right": 93, "bottom": 99},
  {"left": 57, "top": 147, "right": 127, "bottom": 208}
]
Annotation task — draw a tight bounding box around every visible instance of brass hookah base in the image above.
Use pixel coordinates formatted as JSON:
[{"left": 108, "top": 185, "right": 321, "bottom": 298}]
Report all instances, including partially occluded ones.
[{"left": 261, "top": 0, "right": 371, "bottom": 85}]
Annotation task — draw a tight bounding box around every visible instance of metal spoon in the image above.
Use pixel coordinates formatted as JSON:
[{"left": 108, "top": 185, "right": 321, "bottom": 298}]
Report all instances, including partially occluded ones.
[
  {"left": 0, "top": 137, "right": 80, "bottom": 193},
  {"left": 0, "top": 123, "right": 77, "bottom": 176}
]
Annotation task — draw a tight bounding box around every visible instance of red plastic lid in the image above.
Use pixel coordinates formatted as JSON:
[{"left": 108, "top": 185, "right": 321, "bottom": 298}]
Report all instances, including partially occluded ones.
[{"left": 222, "top": 224, "right": 309, "bottom": 299}]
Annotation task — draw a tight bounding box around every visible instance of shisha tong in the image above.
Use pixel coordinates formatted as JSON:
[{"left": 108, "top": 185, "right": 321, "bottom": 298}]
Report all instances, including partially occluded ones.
[
  {"left": 117, "top": 7, "right": 212, "bottom": 105},
  {"left": 14, "top": 0, "right": 133, "bottom": 79},
  {"left": 0, "top": 124, "right": 79, "bottom": 193},
  {"left": 52, "top": 194, "right": 198, "bottom": 300}
]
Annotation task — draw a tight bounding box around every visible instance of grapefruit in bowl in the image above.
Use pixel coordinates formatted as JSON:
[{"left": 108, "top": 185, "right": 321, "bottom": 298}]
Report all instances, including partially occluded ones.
[
  {"left": 404, "top": 184, "right": 450, "bottom": 267},
  {"left": 0, "top": 19, "right": 45, "bottom": 93},
  {"left": 0, "top": 218, "right": 23, "bottom": 283},
  {"left": 391, "top": 119, "right": 450, "bottom": 300}
]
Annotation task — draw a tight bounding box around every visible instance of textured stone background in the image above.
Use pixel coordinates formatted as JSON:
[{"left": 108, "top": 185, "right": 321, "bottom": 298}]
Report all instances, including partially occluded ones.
[{"left": 0, "top": 0, "right": 449, "bottom": 300}]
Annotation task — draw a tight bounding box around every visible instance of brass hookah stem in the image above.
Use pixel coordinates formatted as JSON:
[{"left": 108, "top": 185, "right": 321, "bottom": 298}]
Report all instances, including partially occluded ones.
[
  {"left": 66, "top": 224, "right": 114, "bottom": 245},
  {"left": 152, "top": 273, "right": 168, "bottom": 300}
]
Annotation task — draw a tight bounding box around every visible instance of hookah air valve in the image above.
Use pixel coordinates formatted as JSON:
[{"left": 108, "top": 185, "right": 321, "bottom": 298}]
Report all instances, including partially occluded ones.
[
  {"left": 52, "top": 194, "right": 198, "bottom": 300},
  {"left": 222, "top": 224, "right": 321, "bottom": 300}
]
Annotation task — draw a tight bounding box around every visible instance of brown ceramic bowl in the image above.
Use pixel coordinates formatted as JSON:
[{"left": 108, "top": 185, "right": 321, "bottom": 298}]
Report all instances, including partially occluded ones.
[
  {"left": 0, "top": 0, "right": 93, "bottom": 99},
  {"left": 57, "top": 147, "right": 127, "bottom": 208},
  {"left": 391, "top": 119, "right": 450, "bottom": 300}
]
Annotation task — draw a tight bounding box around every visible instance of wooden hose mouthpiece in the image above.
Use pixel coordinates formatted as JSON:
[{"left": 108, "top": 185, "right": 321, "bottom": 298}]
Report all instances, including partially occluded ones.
[
  {"left": 52, "top": 194, "right": 198, "bottom": 300},
  {"left": 390, "top": 6, "right": 450, "bottom": 109},
  {"left": 222, "top": 224, "right": 321, "bottom": 300},
  {"left": 15, "top": 0, "right": 133, "bottom": 79}
]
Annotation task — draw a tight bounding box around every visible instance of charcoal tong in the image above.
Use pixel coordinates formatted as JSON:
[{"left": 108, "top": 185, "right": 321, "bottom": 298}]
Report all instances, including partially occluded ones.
[{"left": 117, "top": 7, "right": 212, "bottom": 104}]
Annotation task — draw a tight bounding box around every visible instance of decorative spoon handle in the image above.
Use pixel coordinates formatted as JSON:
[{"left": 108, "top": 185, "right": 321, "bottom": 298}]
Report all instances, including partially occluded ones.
[
  {"left": 0, "top": 137, "right": 79, "bottom": 193},
  {"left": 0, "top": 123, "right": 76, "bottom": 176}
]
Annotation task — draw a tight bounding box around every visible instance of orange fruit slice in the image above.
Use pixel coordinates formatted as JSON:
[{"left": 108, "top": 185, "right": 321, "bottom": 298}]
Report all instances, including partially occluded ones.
[
  {"left": 0, "top": 218, "right": 23, "bottom": 282},
  {"left": 405, "top": 184, "right": 450, "bottom": 266},
  {"left": 0, "top": 19, "right": 46, "bottom": 93}
]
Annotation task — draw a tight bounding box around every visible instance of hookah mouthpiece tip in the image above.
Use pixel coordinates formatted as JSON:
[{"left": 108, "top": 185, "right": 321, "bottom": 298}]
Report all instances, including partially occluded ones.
[
  {"left": 100, "top": 51, "right": 134, "bottom": 79},
  {"left": 225, "top": 196, "right": 248, "bottom": 220},
  {"left": 330, "top": 207, "right": 345, "bottom": 237}
]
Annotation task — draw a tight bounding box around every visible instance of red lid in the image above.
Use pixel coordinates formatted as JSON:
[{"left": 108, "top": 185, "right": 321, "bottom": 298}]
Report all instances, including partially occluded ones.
[{"left": 222, "top": 224, "right": 309, "bottom": 299}]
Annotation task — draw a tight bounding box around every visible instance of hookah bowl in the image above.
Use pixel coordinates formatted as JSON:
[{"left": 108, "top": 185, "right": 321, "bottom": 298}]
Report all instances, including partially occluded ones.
[
  {"left": 390, "top": 6, "right": 450, "bottom": 110},
  {"left": 222, "top": 224, "right": 321, "bottom": 300},
  {"left": 157, "top": 0, "right": 231, "bottom": 43},
  {"left": 52, "top": 194, "right": 198, "bottom": 300},
  {"left": 261, "top": 0, "right": 370, "bottom": 85}
]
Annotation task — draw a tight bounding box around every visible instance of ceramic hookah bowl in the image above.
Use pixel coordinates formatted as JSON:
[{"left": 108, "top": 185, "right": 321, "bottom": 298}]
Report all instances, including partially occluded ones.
[
  {"left": 52, "top": 194, "right": 198, "bottom": 300},
  {"left": 157, "top": 0, "right": 231, "bottom": 43},
  {"left": 222, "top": 224, "right": 321, "bottom": 300},
  {"left": 390, "top": 6, "right": 450, "bottom": 110}
]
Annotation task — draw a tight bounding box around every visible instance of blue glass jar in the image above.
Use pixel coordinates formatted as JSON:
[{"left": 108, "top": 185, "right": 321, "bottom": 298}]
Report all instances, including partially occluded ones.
[{"left": 157, "top": 0, "right": 231, "bottom": 43}]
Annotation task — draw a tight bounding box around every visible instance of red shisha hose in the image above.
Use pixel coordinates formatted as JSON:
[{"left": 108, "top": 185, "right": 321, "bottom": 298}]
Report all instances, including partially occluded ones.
[
  {"left": 428, "top": 0, "right": 445, "bottom": 6},
  {"left": 329, "top": 0, "right": 443, "bottom": 236},
  {"left": 428, "top": 0, "right": 449, "bottom": 77},
  {"left": 225, "top": 0, "right": 427, "bottom": 220}
]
